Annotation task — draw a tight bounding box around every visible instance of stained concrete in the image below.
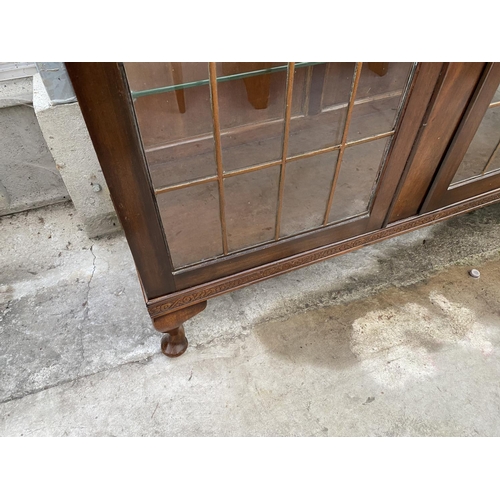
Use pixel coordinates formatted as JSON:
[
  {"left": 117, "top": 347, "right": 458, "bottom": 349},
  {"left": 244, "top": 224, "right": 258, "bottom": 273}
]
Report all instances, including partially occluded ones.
[{"left": 1, "top": 201, "right": 500, "bottom": 435}]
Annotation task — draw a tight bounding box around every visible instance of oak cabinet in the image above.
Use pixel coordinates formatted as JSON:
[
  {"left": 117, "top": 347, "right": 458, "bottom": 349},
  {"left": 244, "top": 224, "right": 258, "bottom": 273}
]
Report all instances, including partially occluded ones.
[{"left": 66, "top": 62, "right": 500, "bottom": 356}]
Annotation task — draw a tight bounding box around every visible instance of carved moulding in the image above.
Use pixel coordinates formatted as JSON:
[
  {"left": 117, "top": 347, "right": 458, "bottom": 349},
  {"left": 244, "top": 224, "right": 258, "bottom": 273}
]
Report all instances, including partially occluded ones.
[{"left": 147, "top": 188, "right": 500, "bottom": 319}]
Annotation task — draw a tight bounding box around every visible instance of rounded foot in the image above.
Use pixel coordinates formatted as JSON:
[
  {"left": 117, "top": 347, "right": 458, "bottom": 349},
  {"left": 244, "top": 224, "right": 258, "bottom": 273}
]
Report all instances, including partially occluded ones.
[{"left": 161, "top": 326, "right": 188, "bottom": 357}]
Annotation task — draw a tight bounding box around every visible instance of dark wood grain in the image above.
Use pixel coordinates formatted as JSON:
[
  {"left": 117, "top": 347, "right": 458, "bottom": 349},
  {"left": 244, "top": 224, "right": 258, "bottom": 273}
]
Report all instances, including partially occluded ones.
[
  {"left": 388, "top": 63, "right": 485, "bottom": 222},
  {"left": 369, "top": 63, "right": 443, "bottom": 229},
  {"left": 153, "top": 301, "right": 207, "bottom": 357},
  {"left": 369, "top": 62, "right": 389, "bottom": 77},
  {"left": 422, "top": 63, "right": 500, "bottom": 212},
  {"left": 171, "top": 62, "right": 186, "bottom": 114},
  {"left": 65, "top": 62, "right": 177, "bottom": 299}
]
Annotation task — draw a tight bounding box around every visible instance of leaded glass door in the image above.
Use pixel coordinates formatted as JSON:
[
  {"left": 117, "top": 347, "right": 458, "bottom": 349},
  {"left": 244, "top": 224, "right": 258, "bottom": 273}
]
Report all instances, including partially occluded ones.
[{"left": 118, "top": 62, "right": 435, "bottom": 288}]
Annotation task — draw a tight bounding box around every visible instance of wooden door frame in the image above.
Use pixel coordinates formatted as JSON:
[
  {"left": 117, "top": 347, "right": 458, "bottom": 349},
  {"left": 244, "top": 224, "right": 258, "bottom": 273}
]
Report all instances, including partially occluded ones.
[
  {"left": 386, "top": 62, "right": 488, "bottom": 223},
  {"left": 421, "top": 62, "right": 500, "bottom": 213}
]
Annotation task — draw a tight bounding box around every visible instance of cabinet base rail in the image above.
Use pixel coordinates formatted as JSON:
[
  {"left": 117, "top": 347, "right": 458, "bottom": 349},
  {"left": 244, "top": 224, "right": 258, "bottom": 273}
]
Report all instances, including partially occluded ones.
[{"left": 148, "top": 188, "right": 500, "bottom": 357}]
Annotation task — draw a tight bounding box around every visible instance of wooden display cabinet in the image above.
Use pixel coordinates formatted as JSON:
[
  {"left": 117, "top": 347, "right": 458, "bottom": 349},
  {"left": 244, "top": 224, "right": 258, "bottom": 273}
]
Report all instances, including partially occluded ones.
[{"left": 66, "top": 62, "right": 500, "bottom": 357}]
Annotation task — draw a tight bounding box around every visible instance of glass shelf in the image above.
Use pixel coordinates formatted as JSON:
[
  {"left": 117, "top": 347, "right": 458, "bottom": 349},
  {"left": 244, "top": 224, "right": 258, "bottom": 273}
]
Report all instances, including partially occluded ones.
[{"left": 129, "top": 62, "right": 324, "bottom": 99}]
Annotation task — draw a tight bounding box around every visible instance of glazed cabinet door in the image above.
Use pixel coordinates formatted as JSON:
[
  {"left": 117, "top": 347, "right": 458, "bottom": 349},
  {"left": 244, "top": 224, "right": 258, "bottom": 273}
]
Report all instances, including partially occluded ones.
[
  {"left": 125, "top": 62, "right": 443, "bottom": 290},
  {"left": 67, "top": 62, "right": 442, "bottom": 299}
]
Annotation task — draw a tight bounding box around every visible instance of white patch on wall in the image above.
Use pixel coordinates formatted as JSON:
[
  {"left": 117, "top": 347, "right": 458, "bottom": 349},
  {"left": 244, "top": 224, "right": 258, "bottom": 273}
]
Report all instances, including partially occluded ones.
[{"left": 351, "top": 292, "right": 493, "bottom": 388}]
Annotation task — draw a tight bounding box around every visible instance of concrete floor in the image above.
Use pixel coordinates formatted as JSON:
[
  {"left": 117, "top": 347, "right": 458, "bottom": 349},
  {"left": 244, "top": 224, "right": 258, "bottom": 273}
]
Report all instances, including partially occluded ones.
[
  {"left": 1, "top": 201, "right": 500, "bottom": 436},
  {"left": 0, "top": 102, "right": 69, "bottom": 216}
]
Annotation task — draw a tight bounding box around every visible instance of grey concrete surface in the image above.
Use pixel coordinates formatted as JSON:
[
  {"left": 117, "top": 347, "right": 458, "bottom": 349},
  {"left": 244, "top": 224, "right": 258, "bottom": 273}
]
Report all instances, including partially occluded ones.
[
  {"left": 0, "top": 76, "right": 69, "bottom": 215},
  {"left": 1, "top": 201, "right": 500, "bottom": 436},
  {"left": 33, "top": 74, "right": 120, "bottom": 238},
  {"left": 0, "top": 76, "right": 33, "bottom": 109}
]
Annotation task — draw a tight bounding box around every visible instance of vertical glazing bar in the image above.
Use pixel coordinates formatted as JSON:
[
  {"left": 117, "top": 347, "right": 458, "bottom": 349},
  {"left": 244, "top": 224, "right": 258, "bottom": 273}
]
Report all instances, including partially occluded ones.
[
  {"left": 322, "top": 62, "right": 363, "bottom": 225},
  {"left": 208, "top": 62, "right": 229, "bottom": 255},
  {"left": 482, "top": 137, "right": 500, "bottom": 174},
  {"left": 275, "top": 62, "right": 296, "bottom": 240}
]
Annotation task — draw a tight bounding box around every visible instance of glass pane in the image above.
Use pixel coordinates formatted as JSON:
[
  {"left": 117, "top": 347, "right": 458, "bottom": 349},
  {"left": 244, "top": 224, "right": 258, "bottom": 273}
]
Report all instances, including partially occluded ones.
[
  {"left": 347, "top": 63, "right": 413, "bottom": 142},
  {"left": 328, "top": 138, "right": 389, "bottom": 223},
  {"left": 156, "top": 183, "right": 222, "bottom": 268},
  {"left": 225, "top": 167, "right": 280, "bottom": 252},
  {"left": 290, "top": 65, "right": 310, "bottom": 116},
  {"left": 122, "top": 64, "right": 408, "bottom": 264},
  {"left": 280, "top": 151, "right": 338, "bottom": 237},
  {"left": 486, "top": 146, "right": 500, "bottom": 173},
  {"left": 321, "top": 63, "right": 356, "bottom": 108},
  {"left": 451, "top": 102, "right": 500, "bottom": 185},
  {"left": 124, "top": 63, "right": 216, "bottom": 189},
  {"left": 287, "top": 63, "right": 352, "bottom": 157},
  {"left": 491, "top": 82, "right": 500, "bottom": 105},
  {"left": 216, "top": 62, "right": 287, "bottom": 172}
]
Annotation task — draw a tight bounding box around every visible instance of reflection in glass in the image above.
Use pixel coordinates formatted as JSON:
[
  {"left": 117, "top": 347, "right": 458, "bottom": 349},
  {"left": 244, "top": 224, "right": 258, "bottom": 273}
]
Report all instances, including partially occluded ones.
[
  {"left": 280, "top": 151, "right": 338, "bottom": 237},
  {"left": 486, "top": 142, "right": 500, "bottom": 174},
  {"left": 451, "top": 103, "right": 500, "bottom": 185},
  {"left": 328, "top": 138, "right": 389, "bottom": 223},
  {"left": 225, "top": 167, "right": 280, "bottom": 251},
  {"left": 321, "top": 63, "right": 357, "bottom": 108},
  {"left": 125, "top": 62, "right": 209, "bottom": 94},
  {"left": 124, "top": 63, "right": 417, "bottom": 266},
  {"left": 156, "top": 183, "right": 223, "bottom": 268},
  {"left": 347, "top": 63, "right": 412, "bottom": 142},
  {"left": 124, "top": 62, "right": 216, "bottom": 188},
  {"left": 287, "top": 63, "right": 352, "bottom": 157},
  {"left": 216, "top": 62, "right": 287, "bottom": 171},
  {"left": 491, "top": 83, "right": 500, "bottom": 105}
]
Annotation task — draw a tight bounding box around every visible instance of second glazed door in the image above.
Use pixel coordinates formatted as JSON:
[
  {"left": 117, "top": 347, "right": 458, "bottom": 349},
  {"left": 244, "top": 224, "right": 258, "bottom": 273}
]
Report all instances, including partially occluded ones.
[{"left": 422, "top": 63, "right": 500, "bottom": 213}]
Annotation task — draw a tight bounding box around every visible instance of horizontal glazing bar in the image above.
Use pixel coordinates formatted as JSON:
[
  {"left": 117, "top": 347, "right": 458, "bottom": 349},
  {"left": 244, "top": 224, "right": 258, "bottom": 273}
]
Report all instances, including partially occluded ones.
[
  {"left": 284, "top": 131, "right": 395, "bottom": 163},
  {"left": 155, "top": 175, "right": 218, "bottom": 194},
  {"left": 345, "top": 130, "right": 394, "bottom": 149},
  {"left": 131, "top": 62, "right": 324, "bottom": 99},
  {"left": 322, "top": 89, "right": 404, "bottom": 113},
  {"left": 223, "top": 159, "right": 282, "bottom": 178},
  {"left": 286, "top": 144, "right": 341, "bottom": 162},
  {"left": 152, "top": 130, "right": 395, "bottom": 194}
]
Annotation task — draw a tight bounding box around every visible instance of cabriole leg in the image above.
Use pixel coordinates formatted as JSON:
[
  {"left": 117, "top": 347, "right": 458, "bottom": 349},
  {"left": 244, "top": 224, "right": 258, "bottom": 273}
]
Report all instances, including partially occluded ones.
[{"left": 152, "top": 301, "right": 207, "bottom": 358}]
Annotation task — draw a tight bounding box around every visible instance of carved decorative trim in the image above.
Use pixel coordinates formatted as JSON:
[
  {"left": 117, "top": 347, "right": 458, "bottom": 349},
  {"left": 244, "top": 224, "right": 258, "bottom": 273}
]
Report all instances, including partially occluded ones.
[{"left": 147, "top": 189, "right": 500, "bottom": 318}]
